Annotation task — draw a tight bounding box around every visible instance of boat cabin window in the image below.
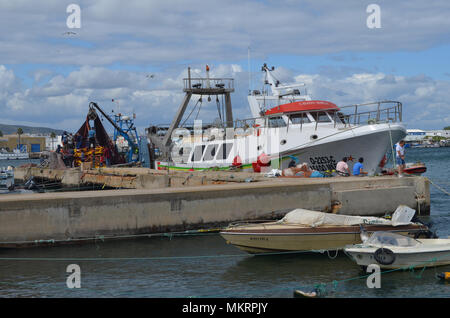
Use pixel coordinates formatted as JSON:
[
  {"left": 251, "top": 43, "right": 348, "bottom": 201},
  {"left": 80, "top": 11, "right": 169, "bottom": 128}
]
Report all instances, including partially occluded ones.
[
  {"left": 190, "top": 145, "right": 206, "bottom": 162},
  {"left": 310, "top": 111, "right": 332, "bottom": 123},
  {"left": 216, "top": 143, "right": 233, "bottom": 160},
  {"left": 289, "top": 113, "right": 311, "bottom": 125},
  {"left": 268, "top": 116, "right": 287, "bottom": 127},
  {"left": 203, "top": 144, "right": 219, "bottom": 161}
]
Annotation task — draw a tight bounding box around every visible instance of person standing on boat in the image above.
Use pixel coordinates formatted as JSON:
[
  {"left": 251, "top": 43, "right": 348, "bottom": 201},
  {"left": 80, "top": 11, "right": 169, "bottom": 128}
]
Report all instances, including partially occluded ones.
[
  {"left": 336, "top": 157, "right": 351, "bottom": 176},
  {"left": 88, "top": 127, "right": 96, "bottom": 149},
  {"left": 396, "top": 140, "right": 406, "bottom": 177},
  {"left": 353, "top": 157, "right": 368, "bottom": 176}
]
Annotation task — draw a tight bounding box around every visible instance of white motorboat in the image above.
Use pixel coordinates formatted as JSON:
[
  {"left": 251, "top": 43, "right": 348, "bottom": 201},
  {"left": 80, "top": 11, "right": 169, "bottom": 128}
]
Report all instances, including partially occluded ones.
[
  {"left": 149, "top": 64, "right": 406, "bottom": 175},
  {"left": 344, "top": 231, "right": 450, "bottom": 269}
]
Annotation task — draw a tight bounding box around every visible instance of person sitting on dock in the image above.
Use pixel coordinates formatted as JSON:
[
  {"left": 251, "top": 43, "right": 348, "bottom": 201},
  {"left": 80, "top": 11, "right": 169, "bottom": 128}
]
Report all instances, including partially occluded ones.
[
  {"left": 282, "top": 163, "right": 325, "bottom": 178},
  {"left": 353, "top": 157, "right": 368, "bottom": 176},
  {"left": 282, "top": 162, "right": 306, "bottom": 176},
  {"left": 336, "top": 157, "right": 351, "bottom": 176}
]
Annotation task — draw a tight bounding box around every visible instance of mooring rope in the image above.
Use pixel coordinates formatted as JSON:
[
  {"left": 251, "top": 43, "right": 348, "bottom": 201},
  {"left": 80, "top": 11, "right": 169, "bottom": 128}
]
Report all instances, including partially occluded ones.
[
  {"left": 428, "top": 178, "right": 450, "bottom": 196},
  {"left": 0, "top": 241, "right": 449, "bottom": 298}
]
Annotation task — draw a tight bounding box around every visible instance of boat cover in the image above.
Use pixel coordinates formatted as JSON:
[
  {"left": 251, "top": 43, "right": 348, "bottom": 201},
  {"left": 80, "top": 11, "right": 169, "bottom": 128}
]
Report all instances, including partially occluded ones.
[{"left": 278, "top": 205, "right": 415, "bottom": 227}]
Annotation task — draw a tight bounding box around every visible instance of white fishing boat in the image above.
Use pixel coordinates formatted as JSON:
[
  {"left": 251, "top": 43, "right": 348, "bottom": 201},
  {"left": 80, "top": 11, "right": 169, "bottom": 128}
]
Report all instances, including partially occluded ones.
[
  {"left": 148, "top": 64, "right": 406, "bottom": 175},
  {"left": 344, "top": 231, "right": 450, "bottom": 269}
]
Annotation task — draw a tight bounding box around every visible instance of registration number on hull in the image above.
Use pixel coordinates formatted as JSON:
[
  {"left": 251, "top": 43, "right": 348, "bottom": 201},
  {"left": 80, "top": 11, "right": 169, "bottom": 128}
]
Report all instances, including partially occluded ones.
[{"left": 309, "top": 156, "right": 337, "bottom": 171}]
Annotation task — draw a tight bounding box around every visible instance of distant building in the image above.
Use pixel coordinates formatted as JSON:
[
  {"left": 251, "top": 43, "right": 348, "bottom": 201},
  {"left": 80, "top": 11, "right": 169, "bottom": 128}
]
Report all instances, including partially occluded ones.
[
  {"left": 0, "top": 134, "right": 46, "bottom": 153},
  {"left": 45, "top": 135, "right": 62, "bottom": 151},
  {"left": 425, "top": 130, "right": 450, "bottom": 138},
  {"left": 405, "top": 129, "right": 426, "bottom": 142}
]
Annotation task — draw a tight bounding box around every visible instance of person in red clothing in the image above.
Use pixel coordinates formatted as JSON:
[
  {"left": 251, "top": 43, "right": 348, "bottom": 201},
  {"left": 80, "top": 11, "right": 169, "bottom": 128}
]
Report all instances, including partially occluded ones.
[{"left": 103, "top": 146, "right": 112, "bottom": 167}]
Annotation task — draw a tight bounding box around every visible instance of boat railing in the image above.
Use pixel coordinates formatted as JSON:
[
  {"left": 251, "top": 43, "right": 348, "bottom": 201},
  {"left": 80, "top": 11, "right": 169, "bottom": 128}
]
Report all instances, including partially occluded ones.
[
  {"left": 147, "top": 101, "right": 402, "bottom": 138},
  {"left": 337, "top": 100, "right": 402, "bottom": 127},
  {"left": 183, "top": 77, "right": 234, "bottom": 93}
]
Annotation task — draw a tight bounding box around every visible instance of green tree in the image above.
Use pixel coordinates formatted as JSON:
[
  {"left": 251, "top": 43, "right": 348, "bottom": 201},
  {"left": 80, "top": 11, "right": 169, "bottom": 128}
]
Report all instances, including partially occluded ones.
[
  {"left": 444, "top": 126, "right": 450, "bottom": 130},
  {"left": 0, "top": 130, "right": 3, "bottom": 137},
  {"left": 17, "top": 128, "right": 24, "bottom": 151}
]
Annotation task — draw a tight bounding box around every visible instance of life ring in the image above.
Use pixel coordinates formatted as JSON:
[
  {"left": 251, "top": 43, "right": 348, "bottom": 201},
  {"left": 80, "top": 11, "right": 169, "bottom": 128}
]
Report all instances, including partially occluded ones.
[{"left": 374, "top": 248, "right": 396, "bottom": 265}]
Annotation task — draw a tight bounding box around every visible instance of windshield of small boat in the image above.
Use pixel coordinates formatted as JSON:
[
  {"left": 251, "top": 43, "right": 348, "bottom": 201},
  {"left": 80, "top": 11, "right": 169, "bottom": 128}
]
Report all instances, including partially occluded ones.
[{"left": 366, "top": 232, "right": 419, "bottom": 247}]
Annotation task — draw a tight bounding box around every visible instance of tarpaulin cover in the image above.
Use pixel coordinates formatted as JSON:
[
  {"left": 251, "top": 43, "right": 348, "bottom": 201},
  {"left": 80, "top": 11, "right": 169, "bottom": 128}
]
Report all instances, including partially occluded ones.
[{"left": 278, "top": 206, "right": 414, "bottom": 227}]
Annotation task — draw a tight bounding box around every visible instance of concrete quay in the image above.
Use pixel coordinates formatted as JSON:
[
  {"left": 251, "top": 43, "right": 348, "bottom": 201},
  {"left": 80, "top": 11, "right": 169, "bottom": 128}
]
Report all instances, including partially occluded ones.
[
  {"left": 13, "top": 166, "right": 269, "bottom": 189},
  {"left": 0, "top": 175, "right": 430, "bottom": 248}
]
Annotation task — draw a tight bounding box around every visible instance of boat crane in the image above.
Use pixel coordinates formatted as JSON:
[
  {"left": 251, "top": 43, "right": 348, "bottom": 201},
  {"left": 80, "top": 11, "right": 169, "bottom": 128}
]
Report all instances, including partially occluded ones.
[{"left": 89, "top": 102, "right": 141, "bottom": 163}]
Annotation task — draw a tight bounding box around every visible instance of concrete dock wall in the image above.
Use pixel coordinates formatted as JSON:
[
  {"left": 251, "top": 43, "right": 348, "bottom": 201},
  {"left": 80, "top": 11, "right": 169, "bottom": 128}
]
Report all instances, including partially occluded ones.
[{"left": 0, "top": 176, "right": 430, "bottom": 247}]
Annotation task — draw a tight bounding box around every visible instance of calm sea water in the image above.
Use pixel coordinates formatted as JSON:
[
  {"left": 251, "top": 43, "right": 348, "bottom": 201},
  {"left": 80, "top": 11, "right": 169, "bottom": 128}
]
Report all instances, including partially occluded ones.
[{"left": 0, "top": 148, "right": 449, "bottom": 298}]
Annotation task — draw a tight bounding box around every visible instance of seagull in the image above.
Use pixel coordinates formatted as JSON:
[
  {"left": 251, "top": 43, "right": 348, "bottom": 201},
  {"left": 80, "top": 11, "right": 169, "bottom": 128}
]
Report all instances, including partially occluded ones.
[
  {"left": 62, "top": 31, "right": 77, "bottom": 36},
  {"left": 146, "top": 74, "right": 155, "bottom": 79}
]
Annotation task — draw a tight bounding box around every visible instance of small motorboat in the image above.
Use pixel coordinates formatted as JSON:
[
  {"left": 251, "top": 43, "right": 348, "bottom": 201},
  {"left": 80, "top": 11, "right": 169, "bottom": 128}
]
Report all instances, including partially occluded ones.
[
  {"left": 403, "top": 162, "right": 427, "bottom": 175},
  {"left": 344, "top": 231, "right": 450, "bottom": 269},
  {"left": 381, "top": 162, "right": 427, "bottom": 176},
  {"left": 220, "top": 206, "right": 430, "bottom": 254}
]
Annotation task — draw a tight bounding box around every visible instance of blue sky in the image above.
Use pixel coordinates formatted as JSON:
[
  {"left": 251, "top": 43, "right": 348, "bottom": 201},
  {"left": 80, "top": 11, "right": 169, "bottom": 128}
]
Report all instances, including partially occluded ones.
[{"left": 0, "top": 0, "right": 449, "bottom": 133}]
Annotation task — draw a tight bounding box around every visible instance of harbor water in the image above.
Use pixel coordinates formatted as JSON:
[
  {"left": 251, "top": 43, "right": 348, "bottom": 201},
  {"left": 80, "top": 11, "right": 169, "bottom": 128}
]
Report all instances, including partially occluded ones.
[{"left": 0, "top": 148, "right": 449, "bottom": 298}]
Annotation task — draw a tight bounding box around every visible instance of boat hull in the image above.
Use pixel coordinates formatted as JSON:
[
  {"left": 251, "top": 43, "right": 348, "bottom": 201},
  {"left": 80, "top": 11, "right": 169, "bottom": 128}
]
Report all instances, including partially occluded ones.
[
  {"left": 278, "top": 123, "right": 406, "bottom": 175},
  {"left": 156, "top": 123, "right": 406, "bottom": 176},
  {"left": 345, "top": 243, "right": 450, "bottom": 269},
  {"left": 220, "top": 223, "right": 426, "bottom": 254}
]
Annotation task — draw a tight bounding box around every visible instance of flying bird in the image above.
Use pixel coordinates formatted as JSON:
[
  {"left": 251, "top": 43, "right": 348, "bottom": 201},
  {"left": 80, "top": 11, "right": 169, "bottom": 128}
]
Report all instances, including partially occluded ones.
[{"left": 62, "top": 31, "right": 77, "bottom": 36}]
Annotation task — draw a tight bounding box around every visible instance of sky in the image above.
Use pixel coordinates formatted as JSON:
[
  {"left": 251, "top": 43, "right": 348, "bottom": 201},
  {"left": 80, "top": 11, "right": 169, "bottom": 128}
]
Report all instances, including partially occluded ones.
[{"left": 1, "top": 0, "right": 450, "bottom": 134}]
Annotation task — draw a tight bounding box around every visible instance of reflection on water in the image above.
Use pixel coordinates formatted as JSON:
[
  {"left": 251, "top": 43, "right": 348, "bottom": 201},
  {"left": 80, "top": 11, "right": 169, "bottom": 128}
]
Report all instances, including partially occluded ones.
[{"left": 1, "top": 234, "right": 449, "bottom": 298}]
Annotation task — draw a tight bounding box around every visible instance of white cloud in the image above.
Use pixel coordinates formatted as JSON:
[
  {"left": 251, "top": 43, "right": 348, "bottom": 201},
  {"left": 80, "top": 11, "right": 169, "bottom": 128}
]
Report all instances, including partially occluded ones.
[
  {"left": 0, "top": 1, "right": 449, "bottom": 65},
  {"left": 1, "top": 63, "right": 449, "bottom": 132}
]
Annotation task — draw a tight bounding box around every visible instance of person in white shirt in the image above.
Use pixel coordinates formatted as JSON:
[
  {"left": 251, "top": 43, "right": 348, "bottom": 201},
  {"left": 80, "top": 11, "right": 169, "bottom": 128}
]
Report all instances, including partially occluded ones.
[
  {"left": 336, "top": 157, "right": 351, "bottom": 176},
  {"left": 395, "top": 140, "right": 406, "bottom": 177}
]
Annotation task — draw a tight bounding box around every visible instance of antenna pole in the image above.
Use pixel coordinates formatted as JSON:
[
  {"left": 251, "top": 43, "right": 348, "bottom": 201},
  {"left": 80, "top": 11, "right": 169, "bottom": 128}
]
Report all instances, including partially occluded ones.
[{"left": 248, "top": 46, "right": 251, "bottom": 94}]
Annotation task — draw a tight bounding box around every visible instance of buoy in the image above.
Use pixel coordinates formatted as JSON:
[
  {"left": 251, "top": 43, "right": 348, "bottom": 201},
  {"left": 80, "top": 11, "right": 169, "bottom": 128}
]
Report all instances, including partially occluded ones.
[
  {"left": 252, "top": 162, "right": 261, "bottom": 173},
  {"left": 257, "top": 153, "right": 271, "bottom": 166},
  {"left": 232, "top": 155, "right": 242, "bottom": 167},
  {"left": 437, "top": 272, "right": 450, "bottom": 281}
]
